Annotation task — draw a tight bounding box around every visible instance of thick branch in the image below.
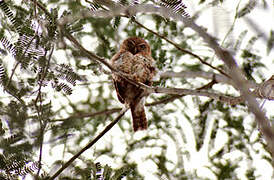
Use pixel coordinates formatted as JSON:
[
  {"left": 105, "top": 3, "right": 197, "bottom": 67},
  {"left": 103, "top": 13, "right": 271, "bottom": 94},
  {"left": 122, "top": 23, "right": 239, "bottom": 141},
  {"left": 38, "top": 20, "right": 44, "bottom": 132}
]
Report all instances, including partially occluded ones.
[
  {"left": 58, "top": 4, "right": 274, "bottom": 159},
  {"left": 189, "top": 19, "right": 274, "bottom": 159},
  {"left": 61, "top": 24, "right": 271, "bottom": 105}
]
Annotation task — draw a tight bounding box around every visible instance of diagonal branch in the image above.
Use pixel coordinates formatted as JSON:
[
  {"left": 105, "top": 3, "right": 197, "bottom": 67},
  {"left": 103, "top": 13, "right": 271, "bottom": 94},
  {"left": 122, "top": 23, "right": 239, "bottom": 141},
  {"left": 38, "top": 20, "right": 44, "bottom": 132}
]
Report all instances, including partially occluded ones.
[
  {"left": 49, "top": 107, "right": 129, "bottom": 180},
  {"left": 61, "top": 25, "right": 272, "bottom": 106},
  {"left": 62, "top": 31, "right": 239, "bottom": 105},
  {"left": 133, "top": 19, "right": 230, "bottom": 78},
  {"left": 49, "top": 89, "right": 148, "bottom": 179},
  {"left": 58, "top": 4, "right": 274, "bottom": 160},
  {"left": 62, "top": 29, "right": 144, "bottom": 89},
  {"left": 188, "top": 15, "right": 274, "bottom": 161}
]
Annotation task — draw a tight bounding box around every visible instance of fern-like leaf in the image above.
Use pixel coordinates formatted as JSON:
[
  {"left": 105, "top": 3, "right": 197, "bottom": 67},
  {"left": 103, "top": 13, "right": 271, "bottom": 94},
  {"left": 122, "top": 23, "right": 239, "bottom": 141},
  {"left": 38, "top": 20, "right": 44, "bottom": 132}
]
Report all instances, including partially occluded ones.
[
  {"left": 267, "top": 30, "right": 274, "bottom": 55},
  {"left": 0, "top": 0, "right": 21, "bottom": 33},
  {"left": 55, "top": 64, "right": 82, "bottom": 86},
  {"left": 90, "top": 2, "right": 101, "bottom": 11},
  {"left": 95, "top": 162, "right": 103, "bottom": 180},
  {"left": 55, "top": 82, "right": 73, "bottom": 95},
  {"left": 16, "top": 34, "right": 45, "bottom": 61},
  {"left": 102, "top": 164, "right": 112, "bottom": 180},
  {"left": 0, "top": 153, "right": 38, "bottom": 178},
  {"left": 0, "top": 36, "right": 16, "bottom": 57},
  {"left": 112, "top": 17, "right": 121, "bottom": 29},
  {"left": 0, "top": 62, "right": 6, "bottom": 86},
  {"left": 237, "top": 0, "right": 256, "bottom": 18},
  {"left": 18, "top": 161, "right": 39, "bottom": 176},
  {"left": 1, "top": 34, "right": 45, "bottom": 70},
  {"left": 45, "top": 8, "right": 58, "bottom": 39},
  {"left": 246, "top": 36, "right": 258, "bottom": 51},
  {"left": 1, "top": 133, "right": 24, "bottom": 147},
  {"left": 0, "top": 132, "right": 36, "bottom": 179},
  {"left": 89, "top": 162, "right": 131, "bottom": 180},
  {"left": 159, "top": 0, "right": 190, "bottom": 18},
  {"left": 111, "top": 165, "right": 130, "bottom": 180},
  {"left": 233, "top": 30, "right": 248, "bottom": 52}
]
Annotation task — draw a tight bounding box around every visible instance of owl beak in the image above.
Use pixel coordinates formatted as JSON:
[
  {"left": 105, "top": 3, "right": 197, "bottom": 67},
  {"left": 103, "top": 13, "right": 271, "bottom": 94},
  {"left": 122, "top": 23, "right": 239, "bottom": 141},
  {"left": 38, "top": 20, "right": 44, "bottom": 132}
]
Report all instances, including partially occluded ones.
[{"left": 134, "top": 47, "right": 138, "bottom": 54}]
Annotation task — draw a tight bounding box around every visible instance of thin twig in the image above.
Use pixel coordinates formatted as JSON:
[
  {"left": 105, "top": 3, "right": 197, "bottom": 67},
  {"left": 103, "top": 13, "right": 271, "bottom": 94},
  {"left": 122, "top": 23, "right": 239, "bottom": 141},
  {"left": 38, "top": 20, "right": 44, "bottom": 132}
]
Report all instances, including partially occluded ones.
[
  {"left": 38, "top": 1, "right": 274, "bottom": 166},
  {"left": 147, "top": 79, "right": 216, "bottom": 106},
  {"left": 133, "top": 19, "right": 230, "bottom": 78},
  {"left": 62, "top": 29, "right": 148, "bottom": 89},
  {"left": 35, "top": 46, "right": 54, "bottom": 177},
  {"left": 7, "top": 34, "right": 37, "bottom": 87},
  {"left": 49, "top": 89, "right": 149, "bottom": 179},
  {"left": 29, "top": 0, "right": 51, "bottom": 17},
  {"left": 146, "top": 94, "right": 184, "bottom": 106},
  {"left": 52, "top": 108, "right": 121, "bottom": 122},
  {"left": 62, "top": 25, "right": 271, "bottom": 106},
  {"left": 160, "top": 70, "right": 235, "bottom": 86},
  {"left": 7, "top": 62, "right": 20, "bottom": 87},
  {"left": 48, "top": 107, "right": 129, "bottom": 180}
]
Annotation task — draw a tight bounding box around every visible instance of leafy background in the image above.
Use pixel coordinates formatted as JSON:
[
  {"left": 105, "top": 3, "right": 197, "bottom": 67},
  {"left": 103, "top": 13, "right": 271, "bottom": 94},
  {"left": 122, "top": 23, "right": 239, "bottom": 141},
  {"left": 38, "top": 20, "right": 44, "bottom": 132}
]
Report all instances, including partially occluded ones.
[{"left": 0, "top": 0, "right": 273, "bottom": 179}]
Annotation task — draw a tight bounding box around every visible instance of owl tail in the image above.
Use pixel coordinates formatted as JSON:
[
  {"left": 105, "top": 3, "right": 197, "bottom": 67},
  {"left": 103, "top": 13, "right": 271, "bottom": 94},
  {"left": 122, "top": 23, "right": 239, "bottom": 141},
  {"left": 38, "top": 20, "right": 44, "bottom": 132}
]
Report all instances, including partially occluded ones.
[{"left": 130, "top": 104, "right": 147, "bottom": 132}]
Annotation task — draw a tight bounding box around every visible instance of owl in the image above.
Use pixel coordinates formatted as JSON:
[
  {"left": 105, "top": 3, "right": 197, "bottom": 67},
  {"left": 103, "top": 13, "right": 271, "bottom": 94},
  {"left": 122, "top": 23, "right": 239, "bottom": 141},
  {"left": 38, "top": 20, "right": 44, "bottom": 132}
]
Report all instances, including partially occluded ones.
[{"left": 110, "top": 37, "right": 156, "bottom": 131}]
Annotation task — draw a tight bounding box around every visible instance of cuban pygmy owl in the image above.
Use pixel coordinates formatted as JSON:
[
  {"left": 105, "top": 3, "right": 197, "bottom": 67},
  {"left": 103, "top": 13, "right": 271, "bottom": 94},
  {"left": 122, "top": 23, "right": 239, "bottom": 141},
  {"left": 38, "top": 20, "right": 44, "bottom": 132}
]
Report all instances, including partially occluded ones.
[{"left": 110, "top": 37, "right": 157, "bottom": 131}]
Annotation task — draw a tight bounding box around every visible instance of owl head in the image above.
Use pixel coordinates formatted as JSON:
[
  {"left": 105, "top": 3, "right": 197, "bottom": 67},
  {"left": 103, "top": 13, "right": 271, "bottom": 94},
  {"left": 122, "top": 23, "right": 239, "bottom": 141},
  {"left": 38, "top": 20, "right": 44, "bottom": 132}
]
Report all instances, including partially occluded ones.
[{"left": 120, "top": 37, "right": 151, "bottom": 56}]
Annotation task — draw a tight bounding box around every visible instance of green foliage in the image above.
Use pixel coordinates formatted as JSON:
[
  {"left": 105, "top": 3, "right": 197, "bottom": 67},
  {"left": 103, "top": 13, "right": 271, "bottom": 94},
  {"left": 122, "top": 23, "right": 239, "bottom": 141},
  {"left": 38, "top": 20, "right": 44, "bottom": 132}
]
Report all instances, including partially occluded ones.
[
  {"left": 0, "top": 62, "right": 6, "bottom": 86},
  {"left": 159, "top": 0, "right": 190, "bottom": 17},
  {"left": 0, "top": 36, "right": 16, "bottom": 57},
  {"left": 267, "top": 30, "right": 274, "bottom": 55},
  {"left": 213, "top": 161, "right": 238, "bottom": 179},
  {"left": 0, "top": 0, "right": 21, "bottom": 33},
  {"left": 0, "top": 132, "right": 38, "bottom": 179},
  {"left": 237, "top": 0, "right": 257, "bottom": 18},
  {"left": 0, "top": 0, "right": 272, "bottom": 179},
  {"left": 240, "top": 36, "right": 264, "bottom": 80},
  {"left": 233, "top": 30, "right": 247, "bottom": 53}
]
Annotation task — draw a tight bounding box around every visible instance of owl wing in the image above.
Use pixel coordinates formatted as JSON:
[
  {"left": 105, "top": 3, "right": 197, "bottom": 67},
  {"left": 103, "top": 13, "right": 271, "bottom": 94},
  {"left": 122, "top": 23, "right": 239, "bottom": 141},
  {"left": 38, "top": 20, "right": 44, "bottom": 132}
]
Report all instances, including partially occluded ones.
[
  {"left": 110, "top": 51, "right": 134, "bottom": 104},
  {"left": 113, "top": 78, "right": 126, "bottom": 104}
]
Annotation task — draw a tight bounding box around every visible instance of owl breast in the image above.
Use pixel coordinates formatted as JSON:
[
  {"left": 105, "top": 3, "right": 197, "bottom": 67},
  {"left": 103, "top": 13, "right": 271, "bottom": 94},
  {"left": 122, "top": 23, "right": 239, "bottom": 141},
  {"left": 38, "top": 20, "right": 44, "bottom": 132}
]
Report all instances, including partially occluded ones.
[{"left": 130, "top": 55, "right": 153, "bottom": 83}]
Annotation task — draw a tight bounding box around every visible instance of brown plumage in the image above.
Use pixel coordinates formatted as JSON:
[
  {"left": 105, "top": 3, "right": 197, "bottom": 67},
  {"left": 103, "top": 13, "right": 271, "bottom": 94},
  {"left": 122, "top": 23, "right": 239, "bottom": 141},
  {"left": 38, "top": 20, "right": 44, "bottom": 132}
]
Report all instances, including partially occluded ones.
[{"left": 110, "top": 37, "right": 156, "bottom": 131}]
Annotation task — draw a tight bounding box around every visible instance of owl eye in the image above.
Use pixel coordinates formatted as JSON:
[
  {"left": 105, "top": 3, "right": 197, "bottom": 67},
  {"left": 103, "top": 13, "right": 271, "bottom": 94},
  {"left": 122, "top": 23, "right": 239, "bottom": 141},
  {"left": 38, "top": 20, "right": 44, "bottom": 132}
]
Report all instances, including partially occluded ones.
[{"left": 139, "top": 44, "right": 146, "bottom": 50}]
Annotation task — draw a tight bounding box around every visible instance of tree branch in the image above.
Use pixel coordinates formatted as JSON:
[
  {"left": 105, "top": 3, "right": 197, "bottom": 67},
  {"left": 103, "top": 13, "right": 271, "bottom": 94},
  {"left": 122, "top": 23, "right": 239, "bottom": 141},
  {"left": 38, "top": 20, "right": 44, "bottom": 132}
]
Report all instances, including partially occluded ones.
[
  {"left": 132, "top": 19, "right": 230, "bottom": 78},
  {"left": 49, "top": 107, "right": 129, "bottom": 180},
  {"left": 60, "top": 22, "right": 272, "bottom": 105},
  {"left": 160, "top": 70, "right": 235, "bottom": 85},
  {"left": 147, "top": 79, "right": 217, "bottom": 106},
  {"left": 35, "top": 45, "right": 54, "bottom": 177},
  {"left": 52, "top": 108, "right": 121, "bottom": 122},
  {"left": 58, "top": 4, "right": 274, "bottom": 160}
]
